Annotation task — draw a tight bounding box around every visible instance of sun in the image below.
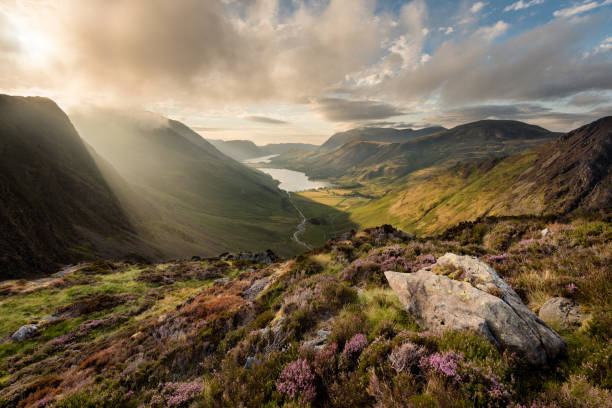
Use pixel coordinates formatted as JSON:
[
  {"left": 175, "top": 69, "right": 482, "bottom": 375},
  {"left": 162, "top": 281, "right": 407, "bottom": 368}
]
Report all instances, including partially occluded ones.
[{"left": 15, "top": 21, "right": 54, "bottom": 66}]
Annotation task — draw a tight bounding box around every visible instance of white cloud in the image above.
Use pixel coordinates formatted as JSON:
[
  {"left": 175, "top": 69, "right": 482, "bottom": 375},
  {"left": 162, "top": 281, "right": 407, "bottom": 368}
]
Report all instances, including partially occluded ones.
[
  {"left": 440, "top": 26, "right": 454, "bottom": 34},
  {"left": 475, "top": 20, "right": 509, "bottom": 41},
  {"left": 553, "top": 0, "right": 612, "bottom": 18},
  {"left": 470, "top": 2, "right": 487, "bottom": 13},
  {"left": 504, "top": 0, "right": 545, "bottom": 12}
]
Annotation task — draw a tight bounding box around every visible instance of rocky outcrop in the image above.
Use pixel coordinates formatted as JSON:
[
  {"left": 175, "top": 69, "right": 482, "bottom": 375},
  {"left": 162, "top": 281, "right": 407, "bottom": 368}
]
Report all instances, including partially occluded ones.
[
  {"left": 385, "top": 253, "right": 566, "bottom": 366},
  {"left": 220, "top": 250, "right": 280, "bottom": 265},
  {"left": 539, "top": 297, "right": 585, "bottom": 328},
  {"left": 11, "top": 325, "right": 38, "bottom": 342}
]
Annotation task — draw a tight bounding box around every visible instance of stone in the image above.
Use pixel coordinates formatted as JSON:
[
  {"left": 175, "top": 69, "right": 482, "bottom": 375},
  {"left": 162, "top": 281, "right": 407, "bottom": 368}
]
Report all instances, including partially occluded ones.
[
  {"left": 385, "top": 253, "right": 566, "bottom": 366},
  {"left": 220, "top": 250, "right": 280, "bottom": 265},
  {"left": 244, "top": 277, "right": 270, "bottom": 301},
  {"left": 11, "top": 324, "right": 38, "bottom": 342},
  {"left": 244, "top": 356, "right": 258, "bottom": 369},
  {"left": 304, "top": 329, "right": 331, "bottom": 350},
  {"left": 541, "top": 228, "right": 550, "bottom": 237},
  {"left": 539, "top": 297, "right": 585, "bottom": 328},
  {"left": 213, "top": 277, "right": 230, "bottom": 286}
]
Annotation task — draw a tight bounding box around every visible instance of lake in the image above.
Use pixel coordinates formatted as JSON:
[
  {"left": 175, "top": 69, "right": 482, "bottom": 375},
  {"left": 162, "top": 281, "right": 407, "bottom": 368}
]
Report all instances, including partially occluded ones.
[{"left": 244, "top": 155, "right": 333, "bottom": 192}]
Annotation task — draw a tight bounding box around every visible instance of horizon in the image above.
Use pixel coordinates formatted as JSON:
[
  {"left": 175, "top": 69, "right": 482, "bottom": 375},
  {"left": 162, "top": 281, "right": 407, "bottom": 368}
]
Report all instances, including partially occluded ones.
[{"left": 1, "top": 0, "right": 611, "bottom": 144}]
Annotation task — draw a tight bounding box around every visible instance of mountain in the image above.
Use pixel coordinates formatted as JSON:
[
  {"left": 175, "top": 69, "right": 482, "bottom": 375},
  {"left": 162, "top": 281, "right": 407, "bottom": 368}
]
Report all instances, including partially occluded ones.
[
  {"left": 71, "top": 110, "right": 331, "bottom": 258},
  {"left": 208, "top": 139, "right": 319, "bottom": 161},
  {"left": 330, "top": 117, "right": 611, "bottom": 235},
  {"left": 319, "top": 126, "right": 446, "bottom": 152},
  {"left": 260, "top": 142, "right": 319, "bottom": 155},
  {"left": 208, "top": 139, "right": 262, "bottom": 161},
  {"left": 273, "top": 120, "right": 556, "bottom": 180},
  {"left": 0, "top": 95, "right": 157, "bottom": 278}
]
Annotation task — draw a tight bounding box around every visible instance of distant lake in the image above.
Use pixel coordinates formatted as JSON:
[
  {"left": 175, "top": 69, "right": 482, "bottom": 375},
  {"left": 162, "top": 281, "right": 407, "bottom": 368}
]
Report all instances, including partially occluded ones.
[{"left": 257, "top": 168, "right": 333, "bottom": 192}]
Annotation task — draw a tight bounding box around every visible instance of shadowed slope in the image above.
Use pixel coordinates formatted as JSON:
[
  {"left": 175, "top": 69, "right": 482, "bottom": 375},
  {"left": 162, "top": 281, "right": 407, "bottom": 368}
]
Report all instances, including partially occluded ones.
[{"left": 0, "top": 95, "right": 156, "bottom": 278}]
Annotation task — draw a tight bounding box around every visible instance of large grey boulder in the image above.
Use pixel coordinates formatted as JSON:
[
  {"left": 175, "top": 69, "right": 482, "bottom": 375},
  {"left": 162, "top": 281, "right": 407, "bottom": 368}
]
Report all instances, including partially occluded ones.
[
  {"left": 385, "top": 253, "right": 566, "bottom": 366},
  {"left": 539, "top": 297, "right": 585, "bottom": 328},
  {"left": 11, "top": 324, "right": 38, "bottom": 342}
]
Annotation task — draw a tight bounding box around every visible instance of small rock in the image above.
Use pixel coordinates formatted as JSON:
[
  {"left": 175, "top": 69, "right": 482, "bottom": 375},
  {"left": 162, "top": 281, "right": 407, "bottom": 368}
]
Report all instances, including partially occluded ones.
[
  {"left": 244, "top": 277, "right": 270, "bottom": 301},
  {"left": 11, "top": 324, "right": 38, "bottom": 342},
  {"left": 541, "top": 228, "right": 550, "bottom": 238},
  {"left": 244, "top": 357, "right": 258, "bottom": 369},
  {"left": 539, "top": 297, "right": 585, "bottom": 328},
  {"left": 304, "top": 329, "right": 330, "bottom": 350},
  {"left": 213, "top": 278, "right": 230, "bottom": 286}
]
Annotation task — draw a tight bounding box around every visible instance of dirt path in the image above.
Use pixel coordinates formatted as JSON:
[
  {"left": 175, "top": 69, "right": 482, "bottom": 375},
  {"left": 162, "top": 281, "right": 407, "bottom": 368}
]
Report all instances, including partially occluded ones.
[{"left": 287, "top": 192, "right": 313, "bottom": 250}]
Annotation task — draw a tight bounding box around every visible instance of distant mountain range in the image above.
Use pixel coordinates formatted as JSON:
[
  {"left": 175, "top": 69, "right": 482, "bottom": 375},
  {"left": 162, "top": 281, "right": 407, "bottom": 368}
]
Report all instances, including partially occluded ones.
[
  {"left": 271, "top": 120, "right": 558, "bottom": 180},
  {"left": 208, "top": 139, "right": 318, "bottom": 162},
  {"left": 334, "top": 117, "right": 612, "bottom": 235}
]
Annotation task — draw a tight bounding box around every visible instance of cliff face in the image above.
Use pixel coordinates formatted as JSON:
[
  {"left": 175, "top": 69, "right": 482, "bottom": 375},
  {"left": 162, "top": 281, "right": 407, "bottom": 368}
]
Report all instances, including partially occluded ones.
[
  {"left": 0, "top": 95, "right": 153, "bottom": 278},
  {"left": 516, "top": 116, "right": 612, "bottom": 213}
]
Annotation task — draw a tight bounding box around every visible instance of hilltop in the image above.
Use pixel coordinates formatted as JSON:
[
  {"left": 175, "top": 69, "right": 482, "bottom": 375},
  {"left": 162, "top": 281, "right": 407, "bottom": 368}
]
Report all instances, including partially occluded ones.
[{"left": 271, "top": 120, "right": 556, "bottom": 180}]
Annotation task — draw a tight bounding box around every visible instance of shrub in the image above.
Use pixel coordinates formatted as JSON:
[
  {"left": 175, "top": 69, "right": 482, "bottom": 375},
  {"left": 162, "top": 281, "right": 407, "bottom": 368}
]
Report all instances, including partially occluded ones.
[
  {"left": 420, "top": 351, "right": 463, "bottom": 383},
  {"left": 328, "top": 309, "right": 369, "bottom": 349},
  {"left": 275, "top": 358, "right": 317, "bottom": 403},
  {"left": 343, "top": 334, "right": 367, "bottom": 360},
  {"left": 389, "top": 341, "right": 428, "bottom": 373}
]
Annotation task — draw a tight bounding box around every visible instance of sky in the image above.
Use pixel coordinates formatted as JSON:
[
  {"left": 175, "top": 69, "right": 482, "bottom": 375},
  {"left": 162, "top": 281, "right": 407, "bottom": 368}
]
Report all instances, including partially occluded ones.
[{"left": 0, "top": 0, "right": 611, "bottom": 145}]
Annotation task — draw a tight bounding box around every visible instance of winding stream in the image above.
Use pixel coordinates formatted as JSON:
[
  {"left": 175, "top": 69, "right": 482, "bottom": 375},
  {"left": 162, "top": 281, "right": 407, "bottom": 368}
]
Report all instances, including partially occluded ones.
[{"left": 244, "top": 155, "right": 332, "bottom": 249}]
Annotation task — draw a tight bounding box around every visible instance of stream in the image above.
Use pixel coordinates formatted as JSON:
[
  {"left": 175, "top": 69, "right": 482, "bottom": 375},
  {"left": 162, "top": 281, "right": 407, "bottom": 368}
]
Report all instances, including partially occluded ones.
[{"left": 244, "top": 155, "right": 333, "bottom": 249}]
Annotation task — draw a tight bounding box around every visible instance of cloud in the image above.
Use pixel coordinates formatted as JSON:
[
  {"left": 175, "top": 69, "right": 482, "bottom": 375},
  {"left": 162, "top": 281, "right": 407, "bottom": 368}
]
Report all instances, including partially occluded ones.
[
  {"left": 504, "top": 0, "right": 545, "bottom": 12},
  {"left": 424, "top": 103, "right": 612, "bottom": 131},
  {"left": 553, "top": 0, "right": 612, "bottom": 18},
  {"left": 567, "top": 92, "right": 610, "bottom": 106},
  {"left": 380, "top": 16, "right": 612, "bottom": 107},
  {"left": 470, "top": 2, "right": 487, "bottom": 13},
  {"left": 244, "top": 116, "right": 288, "bottom": 125},
  {"left": 475, "top": 20, "right": 509, "bottom": 40},
  {"left": 313, "top": 98, "right": 405, "bottom": 122}
]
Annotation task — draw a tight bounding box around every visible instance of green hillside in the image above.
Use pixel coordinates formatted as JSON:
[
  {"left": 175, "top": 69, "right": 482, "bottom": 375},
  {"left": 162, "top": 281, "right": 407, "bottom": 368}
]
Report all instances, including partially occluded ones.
[
  {"left": 72, "top": 110, "right": 352, "bottom": 258},
  {"left": 300, "top": 117, "right": 612, "bottom": 236}
]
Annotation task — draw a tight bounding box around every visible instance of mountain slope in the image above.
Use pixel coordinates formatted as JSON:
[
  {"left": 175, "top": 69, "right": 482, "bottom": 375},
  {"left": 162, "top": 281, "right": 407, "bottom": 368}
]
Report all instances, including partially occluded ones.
[
  {"left": 0, "top": 95, "right": 156, "bottom": 278},
  {"left": 208, "top": 139, "right": 263, "bottom": 161},
  {"left": 274, "top": 120, "right": 556, "bottom": 180},
  {"left": 319, "top": 126, "right": 446, "bottom": 152},
  {"left": 71, "top": 110, "right": 320, "bottom": 257},
  {"left": 333, "top": 117, "right": 611, "bottom": 235}
]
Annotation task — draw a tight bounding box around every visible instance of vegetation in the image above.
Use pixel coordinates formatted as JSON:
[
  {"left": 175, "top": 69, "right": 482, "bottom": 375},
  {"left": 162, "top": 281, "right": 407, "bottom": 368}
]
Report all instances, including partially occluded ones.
[{"left": 1, "top": 215, "right": 609, "bottom": 407}]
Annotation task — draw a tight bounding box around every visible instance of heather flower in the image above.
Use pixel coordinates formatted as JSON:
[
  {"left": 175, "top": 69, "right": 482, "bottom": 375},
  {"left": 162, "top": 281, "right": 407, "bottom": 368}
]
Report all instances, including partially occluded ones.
[
  {"left": 567, "top": 282, "right": 578, "bottom": 292},
  {"left": 485, "top": 253, "right": 510, "bottom": 263},
  {"left": 155, "top": 379, "right": 202, "bottom": 407},
  {"left": 343, "top": 333, "right": 367, "bottom": 360},
  {"left": 420, "top": 351, "right": 463, "bottom": 383},
  {"left": 34, "top": 397, "right": 54, "bottom": 407},
  {"left": 276, "top": 358, "right": 316, "bottom": 402}
]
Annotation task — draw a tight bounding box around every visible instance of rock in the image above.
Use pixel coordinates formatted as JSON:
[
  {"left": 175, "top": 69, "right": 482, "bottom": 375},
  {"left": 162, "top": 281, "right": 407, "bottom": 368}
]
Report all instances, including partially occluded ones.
[
  {"left": 539, "top": 297, "right": 585, "bottom": 328},
  {"left": 220, "top": 250, "right": 280, "bottom": 265},
  {"left": 304, "top": 329, "right": 330, "bottom": 350},
  {"left": 385, "top": 253, "right": 566, "bottom": 366},
  {"left": 244, "top": 356, "right": 258, "bottom": 369},
  {"left": 213, "top": 277, "right": 230, "bottom": 286},
  {"left": 541, "top": 228, "right": 550, "bottom": 238},
  {"left": 244, "top": 277, "right": 270, "bottom": 301},
  {"left": 11, "top": 324, "right": 38, "bottom": 342}
]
